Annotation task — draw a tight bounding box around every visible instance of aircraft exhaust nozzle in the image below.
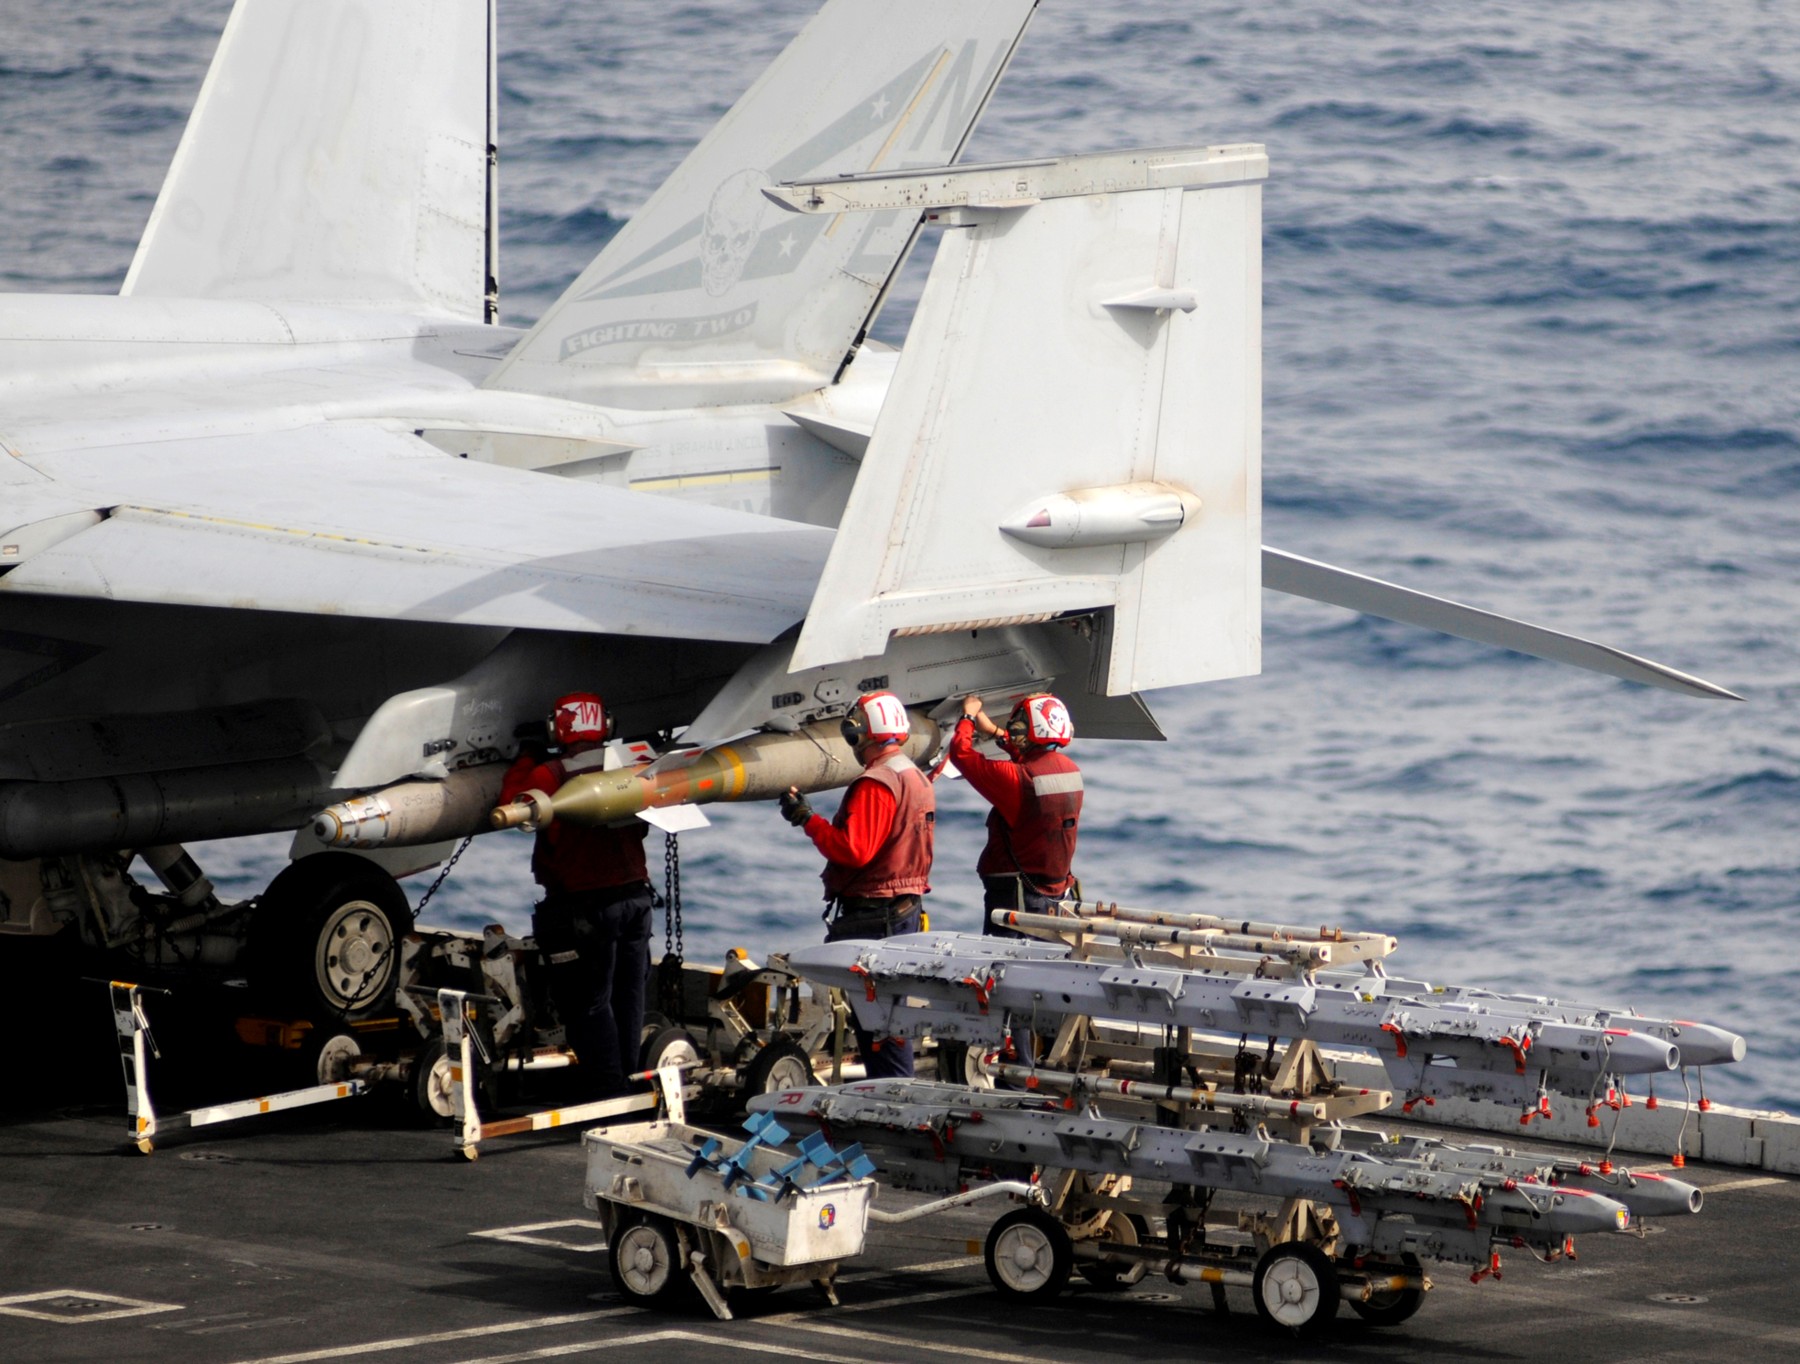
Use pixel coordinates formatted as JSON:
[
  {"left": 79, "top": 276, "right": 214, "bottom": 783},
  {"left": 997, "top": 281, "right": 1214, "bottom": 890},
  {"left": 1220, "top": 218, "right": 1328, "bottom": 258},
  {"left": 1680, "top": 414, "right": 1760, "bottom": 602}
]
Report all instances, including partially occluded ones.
[
  {"left": 313, "top": 763, "right": 509, "bottom": 849},
  {"left": 488, "top": 710, "right": 941, "bottom": 831},
  {"left": 1601, "top": 1030, "right": 1682, "bottom": 1075}
]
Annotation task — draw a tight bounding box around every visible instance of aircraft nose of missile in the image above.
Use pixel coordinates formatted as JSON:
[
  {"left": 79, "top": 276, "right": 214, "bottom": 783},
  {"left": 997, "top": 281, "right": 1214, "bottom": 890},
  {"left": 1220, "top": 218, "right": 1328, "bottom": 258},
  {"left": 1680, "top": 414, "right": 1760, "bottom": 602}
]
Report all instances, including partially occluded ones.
[{"left": 784, "top": 940, "right": 869, "bottom": 978}]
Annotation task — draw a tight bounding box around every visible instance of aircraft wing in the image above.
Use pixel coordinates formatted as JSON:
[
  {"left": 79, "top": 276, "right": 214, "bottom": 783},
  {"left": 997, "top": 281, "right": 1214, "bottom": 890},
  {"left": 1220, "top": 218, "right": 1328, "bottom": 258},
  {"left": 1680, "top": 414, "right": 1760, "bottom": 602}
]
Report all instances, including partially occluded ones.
[{"left": 0, "top": 423, "right": 829, "bottom": 644}]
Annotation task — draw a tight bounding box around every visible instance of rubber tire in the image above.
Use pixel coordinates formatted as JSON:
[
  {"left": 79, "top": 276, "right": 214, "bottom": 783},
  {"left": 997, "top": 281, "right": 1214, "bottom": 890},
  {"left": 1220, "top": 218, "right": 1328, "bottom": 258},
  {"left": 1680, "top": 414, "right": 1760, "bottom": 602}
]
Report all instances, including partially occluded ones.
[
  {"left": 1348, "top": 1253, "right": 1425, "bottom": 1327},
  {"left": 639, "top": 1025, "right": 703, "bottom": 1076},
  {"left": 1076, "top": 1212, "right": 1149, "bottom": 1290},
  {"left": 247, "top": 853, "right": 414, "bottom": 1021},
  {"left": 740, "top": 1036, "right": 816, "bottom": 1099},
  {"left": 1252, "top": 1242, "right": 1340, "bottom": 1335},
  {"left": 412, "top": 1035, "right": 456, "bottom": 1124},
  {"left": 984, "top": 1206, "right": 1074, "bottom": 1302},
  {"left": 608, "top": 1213, "right": 686, "bottom": 1307}
]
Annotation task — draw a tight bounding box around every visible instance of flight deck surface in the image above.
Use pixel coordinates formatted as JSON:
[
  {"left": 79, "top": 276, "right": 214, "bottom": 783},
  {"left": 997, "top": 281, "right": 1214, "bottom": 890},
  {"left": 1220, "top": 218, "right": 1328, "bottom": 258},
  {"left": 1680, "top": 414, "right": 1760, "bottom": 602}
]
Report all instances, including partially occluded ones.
[{"left": 2, "top": 1101, "right": 1794, "bottom": 1364}]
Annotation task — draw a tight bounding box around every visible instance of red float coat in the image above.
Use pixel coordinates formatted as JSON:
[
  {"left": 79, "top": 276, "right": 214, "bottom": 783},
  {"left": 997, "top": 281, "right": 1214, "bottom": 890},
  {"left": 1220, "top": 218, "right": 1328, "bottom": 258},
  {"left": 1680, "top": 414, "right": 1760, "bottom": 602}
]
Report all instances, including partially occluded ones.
[
  {"left": 501, "top": 750, "right": 649, "bottom": 896},
  {"left": 948, "top": 717, "right": 1083, "bottom": 894},
  {"left": 805, "top": 748, "right": 935, "bottom": 900}
]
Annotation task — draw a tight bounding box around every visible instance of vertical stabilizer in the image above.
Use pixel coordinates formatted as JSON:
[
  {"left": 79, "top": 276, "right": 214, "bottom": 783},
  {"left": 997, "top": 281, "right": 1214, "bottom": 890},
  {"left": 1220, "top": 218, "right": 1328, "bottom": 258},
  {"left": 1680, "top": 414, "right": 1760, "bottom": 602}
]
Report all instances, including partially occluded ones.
[
  {"left": 784, "top": 147, "right": 1267, "bottom": 696},
  {"left": 485, "top": 0, "right": 1038, "bottom": 410},
  {"left": 123, "top": 0, "right": 493, "bottom": 319}
]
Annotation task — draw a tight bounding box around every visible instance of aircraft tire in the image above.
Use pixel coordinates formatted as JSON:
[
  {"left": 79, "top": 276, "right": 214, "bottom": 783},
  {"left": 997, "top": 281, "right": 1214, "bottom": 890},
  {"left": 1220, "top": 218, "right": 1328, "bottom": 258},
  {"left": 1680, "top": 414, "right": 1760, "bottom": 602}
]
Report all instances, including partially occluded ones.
[
  {"left": 1252, "top": 1241, "right": 1340, "bottom": 1335},
  {"left": 247, "top": 853, "right": 414, "bottom": 1022},
  {"left": 1347, "top": 1253, "right": 1425, "bottom": 1327},
  {"left": 984, "top": 1206, "right": 1073, "bottom": 1302}
]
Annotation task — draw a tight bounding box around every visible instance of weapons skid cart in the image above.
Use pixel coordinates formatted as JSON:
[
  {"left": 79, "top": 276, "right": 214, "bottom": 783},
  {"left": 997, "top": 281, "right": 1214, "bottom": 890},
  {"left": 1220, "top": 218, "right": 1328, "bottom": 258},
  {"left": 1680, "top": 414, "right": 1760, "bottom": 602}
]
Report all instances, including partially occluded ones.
[
  {"left": 398, "top": 927, "right": 841, "bottom": 1159},
  {"left": 585, "top": 1067, "right": 1037, "bottom": 1319},
  {"left": 768, "top": 907, "right": 1742, "bottom": 1334}
]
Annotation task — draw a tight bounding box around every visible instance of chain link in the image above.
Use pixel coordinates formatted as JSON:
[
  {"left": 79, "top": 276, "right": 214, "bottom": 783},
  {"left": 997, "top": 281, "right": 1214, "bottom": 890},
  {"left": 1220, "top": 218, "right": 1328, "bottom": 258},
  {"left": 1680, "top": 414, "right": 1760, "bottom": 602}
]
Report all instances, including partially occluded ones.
[
  {"left": 413, "top": 835, "right": 474, "bottom": 916},
  {"left": 662, "top": 833, "right": 684, "bottom": 964}
]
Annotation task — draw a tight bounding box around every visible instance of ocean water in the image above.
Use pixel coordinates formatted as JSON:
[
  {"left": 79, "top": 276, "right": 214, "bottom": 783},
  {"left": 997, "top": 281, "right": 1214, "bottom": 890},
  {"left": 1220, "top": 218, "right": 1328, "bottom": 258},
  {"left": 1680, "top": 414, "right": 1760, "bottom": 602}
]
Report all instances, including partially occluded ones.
[{"left": 4, "top": 1, "right": 1797, "bottom": 1109}]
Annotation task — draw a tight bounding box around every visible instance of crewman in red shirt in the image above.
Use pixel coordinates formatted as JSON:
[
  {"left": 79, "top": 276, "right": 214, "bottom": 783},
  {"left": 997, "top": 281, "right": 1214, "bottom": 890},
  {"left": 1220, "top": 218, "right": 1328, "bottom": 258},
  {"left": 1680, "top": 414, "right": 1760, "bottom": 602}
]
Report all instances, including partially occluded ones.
[
  {"left": 501, "top": 692, "right": 652, "bottom": 1099},
  {"left": 778, "top": 690, "right": 933, "bottom": 1079},
  {"left": 950, "top": 692, "right": 1083, "bottom": 938}
]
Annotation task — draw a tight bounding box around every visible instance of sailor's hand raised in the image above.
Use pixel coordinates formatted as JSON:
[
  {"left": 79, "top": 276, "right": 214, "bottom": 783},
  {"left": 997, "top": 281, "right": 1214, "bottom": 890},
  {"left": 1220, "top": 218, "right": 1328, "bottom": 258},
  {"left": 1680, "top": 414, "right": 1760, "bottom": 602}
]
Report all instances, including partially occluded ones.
[{"left": 779, "top": 786, "right": 813, "bottom": 827}]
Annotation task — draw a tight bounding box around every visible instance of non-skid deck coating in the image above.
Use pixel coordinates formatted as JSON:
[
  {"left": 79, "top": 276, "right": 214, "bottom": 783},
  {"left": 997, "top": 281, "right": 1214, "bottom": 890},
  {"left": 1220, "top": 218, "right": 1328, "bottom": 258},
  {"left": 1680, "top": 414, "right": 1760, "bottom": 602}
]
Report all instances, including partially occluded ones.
[{"left": 2, "top": 1098, "right": 1794, "bottom": 1364}]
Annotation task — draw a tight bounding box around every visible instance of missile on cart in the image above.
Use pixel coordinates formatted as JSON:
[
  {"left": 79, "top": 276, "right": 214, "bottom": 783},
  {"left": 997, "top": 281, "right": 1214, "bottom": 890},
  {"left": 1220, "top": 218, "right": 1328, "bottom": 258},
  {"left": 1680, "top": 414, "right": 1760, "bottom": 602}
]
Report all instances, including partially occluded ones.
[
  {"left": 782, "top": 932, "right": 1737, "bottom": 1113},
  {"left": 489, "top": 711, "right": 941, "bottom": 831},
  {"left": 1336, "top": 1129, "right": 1705, "bottom": 1219},
  {"left": 749, "top": 1080, "right": 1636, "bottom": 1250},
  {"left": 311, "top": 762, "right": 509, "bottom": 849}
]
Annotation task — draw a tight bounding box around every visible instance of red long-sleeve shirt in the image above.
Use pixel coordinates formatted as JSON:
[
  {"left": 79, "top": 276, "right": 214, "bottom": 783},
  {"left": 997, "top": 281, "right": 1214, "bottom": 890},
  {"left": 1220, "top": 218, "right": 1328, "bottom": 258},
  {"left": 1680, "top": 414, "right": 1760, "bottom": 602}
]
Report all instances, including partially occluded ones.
[
  {"left": 803, "top": 780, "right": 896, "bottom": 867},
  {"left": 948, "top": 717, "right": 1027, "bottom": 823}
]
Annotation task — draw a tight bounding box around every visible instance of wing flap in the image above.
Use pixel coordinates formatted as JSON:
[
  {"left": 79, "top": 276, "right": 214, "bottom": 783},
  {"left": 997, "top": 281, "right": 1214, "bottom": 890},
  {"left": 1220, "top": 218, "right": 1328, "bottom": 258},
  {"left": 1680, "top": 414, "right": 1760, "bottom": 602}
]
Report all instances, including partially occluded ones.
[{"left": 3, "top": 425, "right": 829, "bottom": 643}]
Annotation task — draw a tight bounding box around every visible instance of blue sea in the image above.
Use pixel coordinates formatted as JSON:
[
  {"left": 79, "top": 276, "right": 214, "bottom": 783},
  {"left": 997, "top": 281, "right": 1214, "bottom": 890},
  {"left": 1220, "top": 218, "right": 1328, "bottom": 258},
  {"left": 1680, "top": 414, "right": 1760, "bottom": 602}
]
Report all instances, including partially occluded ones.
[{"left": 5, "top": 1, "right": 1797, "bottom": 1110}]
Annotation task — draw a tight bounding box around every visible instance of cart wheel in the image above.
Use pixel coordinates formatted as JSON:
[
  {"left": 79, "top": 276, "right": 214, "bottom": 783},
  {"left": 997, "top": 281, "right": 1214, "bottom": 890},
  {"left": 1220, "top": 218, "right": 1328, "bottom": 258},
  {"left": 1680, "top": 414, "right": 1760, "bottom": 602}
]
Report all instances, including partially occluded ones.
[
  {"left": 412, "top": 1036, "right": 456, "bottom": 1123},
  {"left": 1252, "top": 1242, "right": 1340, "bottom": 1335},
  {"left": 741, "top": 1036, "right": 816, "bottom": 1098},
  {"left": 609, "top": 1213, "right": 686, "bottom": 1306},
  {"left": 933, "top": 1039, "right": 993, "bottom": 1089},
  {"left": 312, "top": 1033, "right": 361, "bottom": 1085},
  {"left": 1076, "top": 1212, "right": 1148, "bottom": 1289},
  {"left": 1348, "top": 1253, "right": 1425, "bottom": 1327},
  {"left": 639, "top": 1025, "right": 703, "bottom": 1075},
  {"left": 984, "top": 1207, "right": 1073, "bottom": 1302}
]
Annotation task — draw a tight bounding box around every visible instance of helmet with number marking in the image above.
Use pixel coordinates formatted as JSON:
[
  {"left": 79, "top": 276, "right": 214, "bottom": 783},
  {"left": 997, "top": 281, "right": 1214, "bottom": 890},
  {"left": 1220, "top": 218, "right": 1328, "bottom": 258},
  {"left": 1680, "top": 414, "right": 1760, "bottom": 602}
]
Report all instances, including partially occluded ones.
[{"left": 839, "top": 690, "right": 911, "bottom": 749}]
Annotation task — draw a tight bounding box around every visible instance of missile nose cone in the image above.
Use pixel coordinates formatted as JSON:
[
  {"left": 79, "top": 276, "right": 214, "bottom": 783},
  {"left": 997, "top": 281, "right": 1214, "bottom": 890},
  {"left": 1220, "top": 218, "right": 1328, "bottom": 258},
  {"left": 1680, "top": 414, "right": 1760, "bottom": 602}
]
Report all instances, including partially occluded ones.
[
  {"left": 313, "top": 810, "right": 344, "bottom": 842},
  {"left": 1534, "top": 1189, "right": 1632, "bottom": 1236},
  {"left": 784, "top": 940, "right": 867, "bottom": 977}
]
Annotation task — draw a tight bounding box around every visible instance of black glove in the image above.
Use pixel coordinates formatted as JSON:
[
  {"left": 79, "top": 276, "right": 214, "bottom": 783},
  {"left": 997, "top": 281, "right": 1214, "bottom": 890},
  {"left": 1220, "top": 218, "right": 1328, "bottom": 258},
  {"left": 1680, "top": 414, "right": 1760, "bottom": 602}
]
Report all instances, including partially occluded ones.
[{"left": 779, "top": 790, "right": 813, "bottom": 827}]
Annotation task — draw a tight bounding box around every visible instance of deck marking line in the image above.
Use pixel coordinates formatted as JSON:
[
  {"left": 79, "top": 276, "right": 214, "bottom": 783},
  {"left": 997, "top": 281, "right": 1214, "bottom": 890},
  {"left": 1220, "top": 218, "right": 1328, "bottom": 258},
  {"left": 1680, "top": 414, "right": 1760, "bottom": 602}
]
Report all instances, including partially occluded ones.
[
  {"left": 228, "top": 1309, "right": 632, "bottom": 1364},
  {"left": 454, "top": 1329, "right": 869, "bottom": 1364},
  {"left": 0, "top": 1288, "right": 183, "bottom": 1324},
  {"left": 1700, "top": 1175, "right": 1785, "bottom": 1193},
  {"left": 779, "top": 1318, "right": 1052, "bottom": 1363},
  {"left": 469, "top": 1219, "right": 608, "bottom": 1252}
]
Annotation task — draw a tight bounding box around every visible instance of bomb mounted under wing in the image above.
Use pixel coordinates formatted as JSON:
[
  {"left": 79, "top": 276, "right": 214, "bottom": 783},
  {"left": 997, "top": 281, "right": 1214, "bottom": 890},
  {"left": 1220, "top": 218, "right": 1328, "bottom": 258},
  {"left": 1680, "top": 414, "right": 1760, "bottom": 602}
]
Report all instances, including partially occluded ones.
[{"left": 0, "top": 0, "right": 1738, "bottom": 1024}]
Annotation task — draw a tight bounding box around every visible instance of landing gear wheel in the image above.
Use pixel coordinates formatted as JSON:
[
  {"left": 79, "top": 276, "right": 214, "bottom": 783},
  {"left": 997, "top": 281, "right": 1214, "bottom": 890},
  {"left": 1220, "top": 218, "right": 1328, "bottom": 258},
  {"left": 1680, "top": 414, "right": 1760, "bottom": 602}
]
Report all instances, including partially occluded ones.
[
  {"left": 1348, "top": 1252, "right": 1425, "bottom": 1327},
  {"left": 639, "top": 1025, "right": 703, "bottom": 1076},
  {"left": 1076, "top": 1212, "right": 1149, "bottom": 1289},
  {"left": 247, "top": 854, "right": 413, "bottom": 1020},
  {"left": 608, "top": 1213, "right": 686, "bottom": 1307},
  {"left": 412, "top": 1036, "right": 456, "bottom": 1124},
  {"left": 1252, "top": 1242, "right": 1340, "bottom": 1335},
  {"left": 984, "top": 1206, "right": 1073, "bottom": 1302},
  {"left": 740, "top": 1036, "right": 816, "bottom": 1099}
]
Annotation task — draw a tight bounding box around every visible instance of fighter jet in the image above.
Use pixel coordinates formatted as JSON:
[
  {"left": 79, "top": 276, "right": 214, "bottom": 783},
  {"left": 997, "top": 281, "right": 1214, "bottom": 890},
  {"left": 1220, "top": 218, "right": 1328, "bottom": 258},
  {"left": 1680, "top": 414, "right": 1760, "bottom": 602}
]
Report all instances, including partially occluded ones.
[{"left": 0, "top": 0, "right": 1737, "bottom": 1021}]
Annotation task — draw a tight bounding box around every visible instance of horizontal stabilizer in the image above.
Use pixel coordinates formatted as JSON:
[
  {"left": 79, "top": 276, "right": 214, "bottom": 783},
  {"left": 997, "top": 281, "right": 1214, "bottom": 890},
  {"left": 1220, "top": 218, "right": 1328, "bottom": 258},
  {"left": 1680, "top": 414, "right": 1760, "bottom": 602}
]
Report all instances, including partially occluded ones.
[
  {"left": 486, "top": 0, "right": 1037, "bottom": 409},
  {"left": 1, "top": 424, "right": 829, "bottom": 644},
  {"left": 124, "top": 0, "right": 492, "bottom": 318},
  {"left": 790, "top": 145, "right": 1268, "bottom": 695},
  {"left": 1263, "top": 547, "right": 1741, "bottom": 700}
]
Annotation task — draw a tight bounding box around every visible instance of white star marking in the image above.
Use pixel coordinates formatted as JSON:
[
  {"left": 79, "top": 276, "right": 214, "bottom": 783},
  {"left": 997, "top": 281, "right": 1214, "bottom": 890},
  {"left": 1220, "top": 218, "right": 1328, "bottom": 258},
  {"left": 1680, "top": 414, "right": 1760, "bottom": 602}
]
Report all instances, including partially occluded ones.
[
  {"left": 870, "top": 93, "right": 890, "bottom": 120},
  {"left": 778, "top": 233, "right": 798, "bottom": 258}
]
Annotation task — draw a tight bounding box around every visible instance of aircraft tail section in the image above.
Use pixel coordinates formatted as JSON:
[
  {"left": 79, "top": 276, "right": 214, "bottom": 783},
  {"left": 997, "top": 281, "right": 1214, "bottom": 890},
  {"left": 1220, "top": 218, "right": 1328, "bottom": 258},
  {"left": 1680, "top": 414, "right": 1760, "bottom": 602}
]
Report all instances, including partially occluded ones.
[
  {"left": 123, "top": 0, "right": 494, "bottom": 320},
  {"left": 787, "top": 146, "right": 1269, "bottom": 696},
  {"left": 485, "top": 0, "right": 1038, "bottom": 411}
]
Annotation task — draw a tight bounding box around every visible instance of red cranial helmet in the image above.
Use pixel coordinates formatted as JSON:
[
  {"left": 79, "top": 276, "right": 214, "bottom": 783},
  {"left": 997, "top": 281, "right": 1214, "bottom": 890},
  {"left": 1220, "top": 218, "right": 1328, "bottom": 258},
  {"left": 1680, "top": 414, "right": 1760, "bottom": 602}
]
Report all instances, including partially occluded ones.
[
  {"left": 552, "top": 692, "right": 613, "bottom": 748},
  {"left": 839, "top": 690, "right": 911, "bottom": 749},
  {"left": 1006, "top": 693, "right": 1073, "bottom": 750}
]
